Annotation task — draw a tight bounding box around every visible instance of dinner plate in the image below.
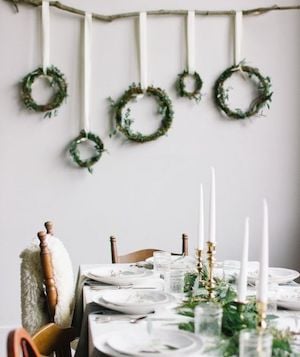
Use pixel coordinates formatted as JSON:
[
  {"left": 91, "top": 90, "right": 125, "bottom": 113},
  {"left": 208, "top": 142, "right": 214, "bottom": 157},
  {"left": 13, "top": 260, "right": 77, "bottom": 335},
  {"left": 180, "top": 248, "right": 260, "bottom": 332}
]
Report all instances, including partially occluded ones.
[
  {"left": 94, "top": 327, "right": 203, "bottom": 357},
  {"left": 107, "top": 329, "right": 195, "bottom": 356},
  {"left": 86, "top": 267, "right": 153, "bottom": 285},
  {"left": 277, "top": 299, "right": 300, "bottom": 310},
  {"left": 145, "top": 255, "right": 195, "bottom": 266},
  {"left": 100, "top": 290, "right": 169, "bottom": 306},
  {"left": 93, "top": 291, "right": 174, "bottom": 314},
  {"left": 222, "top": 261, "right": 299, "bottom": 284}
]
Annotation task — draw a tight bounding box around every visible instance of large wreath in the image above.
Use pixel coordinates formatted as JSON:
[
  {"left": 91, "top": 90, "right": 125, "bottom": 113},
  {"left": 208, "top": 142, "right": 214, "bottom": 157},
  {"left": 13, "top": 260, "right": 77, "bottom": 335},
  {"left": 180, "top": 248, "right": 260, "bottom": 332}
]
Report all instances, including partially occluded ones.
[
  {"left": 112, "top": 84, "right": 173, "bottom": 143},
  {"left": 20, "top": 66, "right": 67, "bottom": 113},
  {"left": 176, "top": 70, "right": 203, "bottom": 102},
  {"left": 69, "top": 130, "right": 104, "bottom": 173},
  {"left": 214, "top": 64, "right": 272, "bottom": 119}
]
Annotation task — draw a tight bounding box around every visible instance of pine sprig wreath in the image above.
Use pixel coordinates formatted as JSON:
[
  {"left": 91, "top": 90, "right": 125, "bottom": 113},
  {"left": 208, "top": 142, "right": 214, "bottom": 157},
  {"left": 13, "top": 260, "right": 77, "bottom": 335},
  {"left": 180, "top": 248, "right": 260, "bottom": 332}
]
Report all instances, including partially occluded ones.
[
  {"left": 176, "top": 70, "right": 203, "bottom": 102},
  {"left": 20, "top": 66, "right": 67, "bottom": 114},
  {"left": 214, "top": 63, "right": 272, "bottom": 119},
  {"left": 110, "top": 83, "right": 174, "bottom": 143},
  {"left": 69, "top": 130, "right": 104, "bottom": 174}
]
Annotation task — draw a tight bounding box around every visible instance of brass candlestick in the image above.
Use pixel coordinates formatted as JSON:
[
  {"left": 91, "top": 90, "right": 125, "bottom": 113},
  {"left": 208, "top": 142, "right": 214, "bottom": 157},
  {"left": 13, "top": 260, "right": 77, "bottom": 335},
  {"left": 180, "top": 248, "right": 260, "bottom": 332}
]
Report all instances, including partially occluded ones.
[
  {"left": 195, "top": 248, "right": 203, "bottom": 275},
  {"left": 206, "top": 241, "right": 216, "bottom": 300},
  {"left": 256, "top": 300, "right": 267, "bottom": 330}
]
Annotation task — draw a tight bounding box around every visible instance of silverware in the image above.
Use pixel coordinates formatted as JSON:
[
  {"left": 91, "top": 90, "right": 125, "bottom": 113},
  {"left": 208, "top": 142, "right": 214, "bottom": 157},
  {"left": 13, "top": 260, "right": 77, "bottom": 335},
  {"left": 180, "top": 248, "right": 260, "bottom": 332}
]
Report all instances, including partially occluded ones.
[
  {"left": 94, "top": 314, "right": 148, "bottom": 324},
  {"left": 89, "top": 285, "right": 156, "bottom": 290}
]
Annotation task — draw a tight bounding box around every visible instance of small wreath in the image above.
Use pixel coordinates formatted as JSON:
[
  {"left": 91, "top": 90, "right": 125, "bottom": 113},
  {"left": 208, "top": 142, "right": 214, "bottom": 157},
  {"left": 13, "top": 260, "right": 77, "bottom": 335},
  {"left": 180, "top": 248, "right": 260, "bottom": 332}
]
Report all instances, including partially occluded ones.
[
  {"left": 69, "top": 130, "right": 104, "bottom": 174},
  {"left": 111, "top": 84, "right": 174, "bottom": 143},
  {"left": 176, "top": 70, "right": 203, "bottom": 102},
  {"left": 20, "top": 66, "right": 67, "bottom": 113},
  {"left": 214, "top": 64, "right": 272, "bottom": 119}
]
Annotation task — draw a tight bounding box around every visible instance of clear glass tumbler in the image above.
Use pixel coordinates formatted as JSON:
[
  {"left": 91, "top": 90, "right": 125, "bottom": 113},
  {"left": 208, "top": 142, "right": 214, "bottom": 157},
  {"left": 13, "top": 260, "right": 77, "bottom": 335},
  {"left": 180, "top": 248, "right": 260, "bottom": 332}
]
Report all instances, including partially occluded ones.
[
  {"left": 194, "top": 302, "right": 223, "bottom": 343},
  {"left": 164, "top": 268, "right": 185, "bottom": 294},
  {"left": 239, "top": 330, "right": 273, "bottom": 357},
  {"left": 153, "top": 251, "right": 171, "bottom": 277}
]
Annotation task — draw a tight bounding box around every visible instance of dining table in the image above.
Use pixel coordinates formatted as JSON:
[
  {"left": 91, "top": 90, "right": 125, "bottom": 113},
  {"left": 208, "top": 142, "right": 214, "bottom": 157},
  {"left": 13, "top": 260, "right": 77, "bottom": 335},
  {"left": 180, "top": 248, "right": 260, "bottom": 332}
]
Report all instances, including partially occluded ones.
[{"left": 72, "top": 261, "right": 300, "bottom": 357}]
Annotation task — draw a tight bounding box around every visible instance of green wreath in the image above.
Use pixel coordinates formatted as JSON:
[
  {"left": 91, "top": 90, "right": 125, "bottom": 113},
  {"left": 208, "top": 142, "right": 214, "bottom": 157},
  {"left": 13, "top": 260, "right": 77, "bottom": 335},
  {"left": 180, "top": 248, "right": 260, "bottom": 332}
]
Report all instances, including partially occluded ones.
[
  {"left": 20, "top": 66, "right": 67, "bottom": 113},
  {"left": 111, "top": 84, "right": 174, "bottom": 143},
  {"left": 176, "top": 70, "right": 203, "bottom": 102},
  {"left": 214, "top": 64, "right": 272, "bottom": 119},
  {"left": 69, "top": 130, "right": 104, "bottom": 174}
]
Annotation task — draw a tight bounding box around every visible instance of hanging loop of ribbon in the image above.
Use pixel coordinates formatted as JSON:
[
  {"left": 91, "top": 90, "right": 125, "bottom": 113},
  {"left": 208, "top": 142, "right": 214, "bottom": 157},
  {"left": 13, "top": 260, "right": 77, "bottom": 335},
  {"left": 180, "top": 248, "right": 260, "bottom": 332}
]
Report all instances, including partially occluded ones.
[
  {"left": 42, "top": 0, "right": 50, "bottom": 74},
  {"left": 187, "top": 10, "right": 195, "bottom": 74},
  {"left": 234, "top": 11, "right": 243, "bottom": 66},
  {"left": 83, "top": 12, "right": 92, "bottom": 133},
  {"left": 139, "top": 12, "right": 148, "bottom": 92}
]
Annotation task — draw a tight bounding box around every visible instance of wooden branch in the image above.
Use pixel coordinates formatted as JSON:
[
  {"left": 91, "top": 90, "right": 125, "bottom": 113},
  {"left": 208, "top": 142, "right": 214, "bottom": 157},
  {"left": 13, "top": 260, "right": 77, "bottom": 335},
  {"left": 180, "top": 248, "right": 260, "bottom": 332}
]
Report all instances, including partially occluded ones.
[{"left": 5, "top": 0, "right": 300, "bottom": 21}]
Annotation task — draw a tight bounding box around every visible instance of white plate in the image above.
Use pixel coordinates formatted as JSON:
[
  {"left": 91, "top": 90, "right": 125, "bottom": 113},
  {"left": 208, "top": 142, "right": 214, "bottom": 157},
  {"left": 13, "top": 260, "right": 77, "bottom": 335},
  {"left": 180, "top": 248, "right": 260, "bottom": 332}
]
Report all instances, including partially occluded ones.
[
  {"left": 101, "top": 290, "right": 169, "bottom": 306},
  {"left": 277, "top": 299, "right": 300, "bottom": 310},
  {"left": 94, "top": 327, "right": 202, "bottom": 357},
  {"left": 86, "top": 267, "right": 153, "bottom": 285},
  {"left": 107, "top": 329, "right": 195, "bottom": 356},
  {"left": 268, "top": 268, "right": 300, "bottom": 284},
  {"left": 222, "top": 261, "right": 299, "bottom": 284},
  {"left": 93, "top": 292, "right": 173, "bottom": 314}
]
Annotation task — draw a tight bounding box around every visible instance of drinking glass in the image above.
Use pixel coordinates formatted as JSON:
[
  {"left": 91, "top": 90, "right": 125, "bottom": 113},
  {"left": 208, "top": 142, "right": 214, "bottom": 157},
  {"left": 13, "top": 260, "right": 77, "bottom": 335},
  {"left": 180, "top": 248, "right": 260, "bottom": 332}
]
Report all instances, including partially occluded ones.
[
  {"left": 239, "top": 330, "right": 273, "bottom": 357},
  {"left": 194, "top": 302, "right": 223, "bottom": 343},
  {"left": 153, "top": 251, "right": 171, "bottom": 277},
  {"left": 164, "top": 268, "right": 185, "bottom": 294}
]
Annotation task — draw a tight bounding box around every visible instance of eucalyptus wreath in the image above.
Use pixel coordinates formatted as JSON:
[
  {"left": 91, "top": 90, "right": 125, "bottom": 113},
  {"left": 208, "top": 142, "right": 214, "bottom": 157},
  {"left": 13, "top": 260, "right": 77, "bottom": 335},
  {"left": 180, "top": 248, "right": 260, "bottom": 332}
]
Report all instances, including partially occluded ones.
[
  {"left": 176, "top": 70, "right": 203, "bottom": 102},
  {"left": 214, "top": 63, "right": 272, "bottom": 119},
  {"left": 69, "top": 130, "right": 104, "bottom": 174},
  {"left": 110, "top": 83, "right": 174, "bottom": 143},
  {"left": 20, "top": 66, "right": 67, "bottom": 113}
]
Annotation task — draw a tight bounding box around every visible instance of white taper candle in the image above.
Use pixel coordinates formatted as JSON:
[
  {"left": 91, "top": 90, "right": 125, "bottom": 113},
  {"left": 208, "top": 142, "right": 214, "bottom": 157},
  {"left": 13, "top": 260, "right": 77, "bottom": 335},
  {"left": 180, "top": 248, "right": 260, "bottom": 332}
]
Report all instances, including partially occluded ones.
[
  {"left": 237, "top": 217, "right": 249, "bottom": 303},
  {"left": 257, "top": 199, "right": 269, "bottom": 303},
  {"left": 198, "top": 183, "right": 204, "bottom": 250},
  {"left": 208, "top": 167, "right": 216, "bottom": 243}
]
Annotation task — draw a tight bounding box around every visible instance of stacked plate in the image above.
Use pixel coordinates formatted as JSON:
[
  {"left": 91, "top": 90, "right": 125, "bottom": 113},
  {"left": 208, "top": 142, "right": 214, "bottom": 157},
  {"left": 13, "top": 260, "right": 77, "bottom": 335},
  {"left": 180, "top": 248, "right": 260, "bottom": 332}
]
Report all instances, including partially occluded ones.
[
  {"left": 93, "top": 289, "right": 173, "bottom": 314},
  {"left": 86, "top": 266, "right": 154, "bottom": 286},
  {"left": 221, "top": 260, "right": 299, "bottom": 284},
  {"left": 94, "top": 326, "right": 203, "bottom": 356}
]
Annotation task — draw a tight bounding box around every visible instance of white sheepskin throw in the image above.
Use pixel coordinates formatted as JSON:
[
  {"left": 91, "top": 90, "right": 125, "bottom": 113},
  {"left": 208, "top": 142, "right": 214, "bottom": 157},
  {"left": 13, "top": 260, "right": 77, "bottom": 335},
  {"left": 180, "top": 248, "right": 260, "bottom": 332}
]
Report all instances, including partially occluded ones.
[{"left": 20, "top": 235, "right": 75, "bottom": 335}]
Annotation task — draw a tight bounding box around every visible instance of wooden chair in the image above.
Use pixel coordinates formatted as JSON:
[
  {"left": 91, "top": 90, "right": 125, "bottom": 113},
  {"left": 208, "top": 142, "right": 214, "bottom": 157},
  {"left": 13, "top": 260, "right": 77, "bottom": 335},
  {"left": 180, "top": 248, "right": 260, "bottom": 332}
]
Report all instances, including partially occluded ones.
[
  {"left": 7, "top": 324, "right": 75, "bottom": 357},
  {"left": 110, "top": 233, "right": 189, "bottom": 263},
  {"left": 32, "top": 323, "right": 75, "bottom": 357},
  {"left": 37, "top": 230, "right": 57, "bottom": 322},
  {"left": 7, "top": 327, "right": 40, "bottom": 357}
]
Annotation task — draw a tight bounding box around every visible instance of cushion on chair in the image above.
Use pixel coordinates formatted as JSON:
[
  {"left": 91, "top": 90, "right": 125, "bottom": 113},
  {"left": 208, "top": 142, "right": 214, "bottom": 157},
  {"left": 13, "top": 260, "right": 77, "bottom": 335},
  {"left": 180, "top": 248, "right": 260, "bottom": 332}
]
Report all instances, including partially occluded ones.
[{"left": 20, "top": 235, "right": 75, "bottom": 335}]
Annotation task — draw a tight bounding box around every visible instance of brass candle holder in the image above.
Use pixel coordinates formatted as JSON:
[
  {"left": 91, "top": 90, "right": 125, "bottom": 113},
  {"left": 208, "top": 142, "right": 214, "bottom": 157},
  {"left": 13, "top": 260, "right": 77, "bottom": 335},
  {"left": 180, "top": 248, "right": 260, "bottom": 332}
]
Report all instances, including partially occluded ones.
[
  {"left": 206, "top": 241, "right": 216, "bottom": 300},
  {"left": 256, "top": 300, "right": 267, "bottom": 330},
  {"left": 195, "top": 248, "right": 203, "bottom": 275}
]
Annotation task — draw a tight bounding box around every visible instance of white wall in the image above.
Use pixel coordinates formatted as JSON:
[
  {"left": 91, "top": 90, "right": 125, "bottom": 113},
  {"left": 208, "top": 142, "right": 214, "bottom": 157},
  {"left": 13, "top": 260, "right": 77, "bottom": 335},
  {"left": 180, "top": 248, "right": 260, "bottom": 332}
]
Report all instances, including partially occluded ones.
[{"left": 0, "top": 0, "right": 300, "bottom": 326}]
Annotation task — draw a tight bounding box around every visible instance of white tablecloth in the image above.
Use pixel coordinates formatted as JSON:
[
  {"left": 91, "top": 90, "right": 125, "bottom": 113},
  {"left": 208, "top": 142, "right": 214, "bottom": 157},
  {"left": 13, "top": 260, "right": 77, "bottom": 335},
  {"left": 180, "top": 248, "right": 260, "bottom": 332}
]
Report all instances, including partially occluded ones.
[{"left": 73, "top": 264, "right": 300, "bottom": 357}]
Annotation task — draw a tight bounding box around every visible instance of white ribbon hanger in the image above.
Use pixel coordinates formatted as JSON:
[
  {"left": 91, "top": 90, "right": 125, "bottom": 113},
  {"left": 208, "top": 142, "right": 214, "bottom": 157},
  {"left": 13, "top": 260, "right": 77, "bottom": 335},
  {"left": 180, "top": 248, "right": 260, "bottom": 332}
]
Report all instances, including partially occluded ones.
[
  {"left": 83, "top": 12, "right": 92, "bottom": 133},
  {"left": 187, "top": 10, "right": 195, "bottom": 74},
  {"left": 42, "top": 0, "right": 50, "bottom": 74},
  {"left": 139, "top": 12, "right": 148, "bottom": 91},
  {"left": 234, "top": 11, "right": 243, "bottom": 66}
]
